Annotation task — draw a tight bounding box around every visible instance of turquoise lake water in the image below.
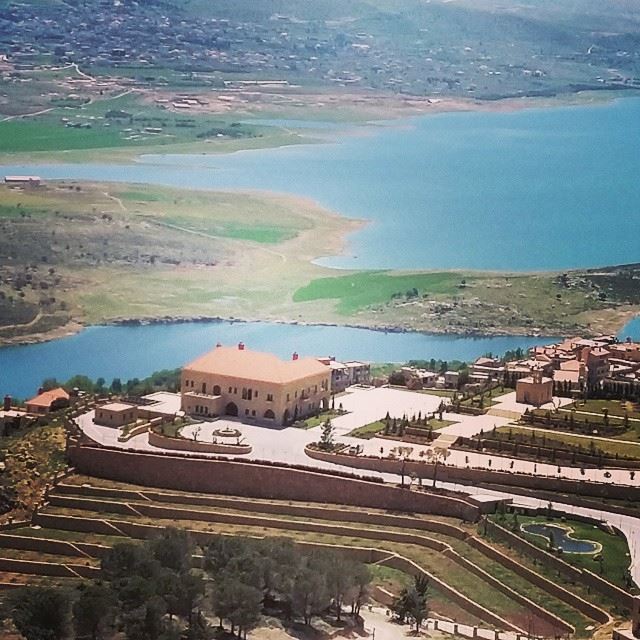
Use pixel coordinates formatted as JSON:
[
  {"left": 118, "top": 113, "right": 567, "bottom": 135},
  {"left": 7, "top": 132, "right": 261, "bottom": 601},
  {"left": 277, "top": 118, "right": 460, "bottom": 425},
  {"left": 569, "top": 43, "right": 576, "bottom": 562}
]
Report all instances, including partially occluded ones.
[
  {"left": 1, "top": 98, "right": 640, "bottom": 396},
  {"left": 0, "top": 322, "right": 557, "bottom": 399},
  {"left": 3, "top": 97, "right": 640, "bottom": 270}
]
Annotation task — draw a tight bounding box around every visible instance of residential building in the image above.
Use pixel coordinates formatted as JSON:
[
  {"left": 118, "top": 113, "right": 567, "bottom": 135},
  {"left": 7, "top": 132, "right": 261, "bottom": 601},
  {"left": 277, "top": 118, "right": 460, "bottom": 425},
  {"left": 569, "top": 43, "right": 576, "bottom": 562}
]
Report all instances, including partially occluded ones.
[
  {"left": 581, "top": 347, "right": 610, "bottom": 386},
  {"left": 516, "top": 369, "right": 553, "bottom": 407},
  {"left": 181, "top": 343, "right": 330, "bottom": 425},
  {"left": 94, "top": 402, "right": 137, "bottom": 428},
  {"left": 25, "top": 387, "right": 69, "bottom": 415}
]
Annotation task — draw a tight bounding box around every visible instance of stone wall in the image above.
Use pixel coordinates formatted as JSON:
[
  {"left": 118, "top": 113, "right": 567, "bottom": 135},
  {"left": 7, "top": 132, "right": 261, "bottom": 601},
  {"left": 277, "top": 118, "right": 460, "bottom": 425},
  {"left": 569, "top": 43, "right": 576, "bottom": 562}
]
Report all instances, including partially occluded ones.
[
  {"left": 379, "top": 554, "right": 522, "bottom": 633},
  {"left": 67, "top": 444, "right": 480, "bottom": 521},
  {"left": 148, "top": 430, "right": 251, "bottom": 455},
  {"left": 305, "top": 446, "right": 640, "bottom": 501},
  {"left": 0, "top": 533, "right": 108, "bottom": 560},
  {"left": 54, "top": 482, "right": 469, "bottom": 540},
  {"left": 442, "top": 546, "right": 575, "bottom": 633},
  {"left": 0, "top": 557, "right": 99, "bottom": 579}
]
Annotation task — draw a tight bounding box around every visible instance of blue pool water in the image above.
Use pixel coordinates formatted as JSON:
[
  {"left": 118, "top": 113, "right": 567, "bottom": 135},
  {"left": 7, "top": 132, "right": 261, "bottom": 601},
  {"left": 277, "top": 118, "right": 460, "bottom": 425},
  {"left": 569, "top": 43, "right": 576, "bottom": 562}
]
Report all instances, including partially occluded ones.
[{"left": 522, "top": 523, "right": 600, "bottom": 554}]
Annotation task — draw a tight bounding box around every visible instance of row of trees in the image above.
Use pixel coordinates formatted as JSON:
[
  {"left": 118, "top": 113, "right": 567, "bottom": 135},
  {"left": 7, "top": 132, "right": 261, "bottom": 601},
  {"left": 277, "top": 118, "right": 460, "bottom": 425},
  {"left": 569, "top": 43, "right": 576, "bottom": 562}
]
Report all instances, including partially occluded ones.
[
  {"left": 1, "top": 529, "right": 372, "bottom": 640},
  {"left": 40, "top": 368, "right": 182, "bottom": 398},
  {"left": 205, "top": 535, "right": 370, "bottom": 632}
]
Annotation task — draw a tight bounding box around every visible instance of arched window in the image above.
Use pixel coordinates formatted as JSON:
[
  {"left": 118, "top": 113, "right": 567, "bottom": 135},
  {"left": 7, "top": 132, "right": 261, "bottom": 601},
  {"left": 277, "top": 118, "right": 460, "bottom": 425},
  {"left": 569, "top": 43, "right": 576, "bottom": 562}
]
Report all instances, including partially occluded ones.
[
  {"left": 213, "top": 385, "right": 221, "bottom": 395},
  {"left": 264, "top": 409, "right": 275, "bottom": 420}
]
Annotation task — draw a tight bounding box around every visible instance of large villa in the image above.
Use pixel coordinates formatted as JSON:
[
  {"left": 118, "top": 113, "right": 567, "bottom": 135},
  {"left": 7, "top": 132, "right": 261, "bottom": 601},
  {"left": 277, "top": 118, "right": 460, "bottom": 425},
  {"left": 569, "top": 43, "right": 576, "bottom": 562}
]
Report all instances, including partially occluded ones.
[{"left": 180, "top": 342, "right": 331, "bottom": 425}]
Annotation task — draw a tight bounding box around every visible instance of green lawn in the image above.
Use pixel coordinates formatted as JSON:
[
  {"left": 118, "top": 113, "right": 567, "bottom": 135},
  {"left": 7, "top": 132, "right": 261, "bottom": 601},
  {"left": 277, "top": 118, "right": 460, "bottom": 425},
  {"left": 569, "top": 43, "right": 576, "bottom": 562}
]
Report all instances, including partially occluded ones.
[
  {"left": 567, "top": 399, "right": 640, "bottom": 420},
  {"left": 293, "top": 271, "right": 466, "bottom": 314},
  {"left": 347, "top": 420, "right": 386, "bottom": 439},
  {"left": 297, "top": 410, "right": 342, "bottom": 430},
  {"left": 0, "top": 120, "right": 127, "bottom": 152},
  {"left": 0, "top": 92, "right": 281, "bottom": 157}
]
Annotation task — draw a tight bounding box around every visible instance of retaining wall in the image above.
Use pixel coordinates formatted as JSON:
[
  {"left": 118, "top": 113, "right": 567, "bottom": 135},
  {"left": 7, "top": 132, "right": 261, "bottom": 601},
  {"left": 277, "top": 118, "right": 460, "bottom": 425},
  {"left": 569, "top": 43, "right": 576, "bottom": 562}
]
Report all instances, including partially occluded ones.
[
  {"left": 148, "top": 431, "right": 251, "bottom": 455},
  {"left": 45, "top": 494, "right": 585, "bottom": 631},
  {"left": 55, "top": 483, "right": 469, "bottom": 539},
  {"left": 46, "top": 494, "right": 453, "bottom": 554},
  {"left": 305, "top": 447, "right": 640, "bottom": 501},
  {"left": 442, "top": 547, "right": 575, "bottom": 633},
  {"left": 67, "top": 445, "right": 479, "bottom": 521},
  {"left": 0, "top": 557, "right": 99, "bottom": 580},
  {"left": 380, "top": 554, "right": 522, "bottom": 633},
  {"left": 0, "top": 533, "right": 108, "bottom": 560}
]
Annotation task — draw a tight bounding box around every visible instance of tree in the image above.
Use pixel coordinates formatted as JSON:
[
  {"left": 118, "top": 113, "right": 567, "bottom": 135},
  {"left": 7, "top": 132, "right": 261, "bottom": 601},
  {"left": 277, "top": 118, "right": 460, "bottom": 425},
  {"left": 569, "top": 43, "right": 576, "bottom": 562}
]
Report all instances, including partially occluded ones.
[
  {"left": 41, "top": 378, "right": 61, "bottom": 392},
  {"left": 349, "top": 563, "right": 371, "bottom": 616},
  {"left": 122, "top": 596, "right": 167, "bottom": 640},
  {"left": 150, "top": 527, "right": 194, "bottom": 573},
  {"left": 326, "top": 557, "right": 354, "bottom": 621},
  {"left": 212, "top": 578, "right": 261, "bottom": 638},
  {"left": 9, "top": 586, "right": 73, "bottom": 640},
  {"left": 427, "top": 447, "right": 451, "bottom": 488},
  {"left": 101, "top": 541, "right": 159, "bottom": 583},
  {"left": 228, "top": 583, "right": 262, "bottom": 639},
  {"left": 319, "top": 418, "right": 335, "bottom": 451},
  {"left": 73, "top": 583, "right": 117, "bottom": 640},
  {"left": 392, "top": 575, "right": 428, "bottom": 633},
  {"left": 110, "top": 378, "right": 123, "bottom": 393},
  {"left": 64, "top": 374, "right": 95, "bottom": 393},
  {"left": 292, "top": 566, "right": 328, "bottom": 625},
  {"left": 158, "top": 570, "right": 204, "bottom": 625}
]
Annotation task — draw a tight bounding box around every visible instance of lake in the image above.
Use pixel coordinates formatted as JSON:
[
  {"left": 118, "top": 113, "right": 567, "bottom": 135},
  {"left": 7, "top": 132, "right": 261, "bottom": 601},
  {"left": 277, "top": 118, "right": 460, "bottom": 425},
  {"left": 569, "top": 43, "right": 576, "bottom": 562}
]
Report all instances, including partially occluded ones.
[
  {"left": 2, "top": 98, "right": 640, "bottom": 397},
  {"left": 0, "top": 321, "right": 557, "bottom": 399},
  {"left": 2, "top": 97, "right": 640, "bottom": 271}
]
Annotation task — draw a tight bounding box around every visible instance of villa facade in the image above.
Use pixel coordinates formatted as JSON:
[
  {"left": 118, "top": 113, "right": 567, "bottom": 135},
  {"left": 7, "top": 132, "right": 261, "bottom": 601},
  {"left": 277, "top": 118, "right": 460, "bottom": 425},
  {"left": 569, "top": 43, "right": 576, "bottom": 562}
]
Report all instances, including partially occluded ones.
[{"left": 181, "top": 343, "right": 331, "bottom": 425}]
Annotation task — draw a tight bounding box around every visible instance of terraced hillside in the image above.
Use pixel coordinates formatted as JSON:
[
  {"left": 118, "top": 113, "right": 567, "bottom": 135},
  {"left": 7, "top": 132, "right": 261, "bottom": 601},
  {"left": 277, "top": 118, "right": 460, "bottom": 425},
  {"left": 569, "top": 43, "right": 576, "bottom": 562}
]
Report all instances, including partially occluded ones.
[{"left": 0, "top": 475, "right": 629, "bottom": 637}]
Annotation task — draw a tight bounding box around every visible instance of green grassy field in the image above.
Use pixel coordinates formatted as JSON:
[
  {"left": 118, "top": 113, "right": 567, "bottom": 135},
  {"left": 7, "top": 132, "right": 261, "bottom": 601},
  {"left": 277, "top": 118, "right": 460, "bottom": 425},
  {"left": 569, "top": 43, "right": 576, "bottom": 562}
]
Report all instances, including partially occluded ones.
[
  {"left": 0, "top": 86, "right": 308, "bottom": 162},
  {"left": 293, "top": 271, "right": 465, "bottom": 314},
  {"left": 568, "top": 399, "right": 640, "bottom": 421}
]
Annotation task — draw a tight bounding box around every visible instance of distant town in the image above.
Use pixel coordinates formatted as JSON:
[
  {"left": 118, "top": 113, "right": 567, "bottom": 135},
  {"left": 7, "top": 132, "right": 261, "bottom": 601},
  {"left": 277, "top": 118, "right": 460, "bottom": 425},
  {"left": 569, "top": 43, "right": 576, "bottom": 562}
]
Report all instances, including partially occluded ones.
[{"left": 2, "top": 0, "right": 640, "bottom": 102}]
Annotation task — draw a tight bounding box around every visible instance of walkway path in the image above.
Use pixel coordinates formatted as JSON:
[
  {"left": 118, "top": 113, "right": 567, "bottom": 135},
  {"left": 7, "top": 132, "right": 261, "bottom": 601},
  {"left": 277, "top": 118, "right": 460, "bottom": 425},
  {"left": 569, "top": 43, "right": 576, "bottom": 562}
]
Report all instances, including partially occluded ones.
[{"left": 360, "top": 606, "right": 521, "bottom": 640}]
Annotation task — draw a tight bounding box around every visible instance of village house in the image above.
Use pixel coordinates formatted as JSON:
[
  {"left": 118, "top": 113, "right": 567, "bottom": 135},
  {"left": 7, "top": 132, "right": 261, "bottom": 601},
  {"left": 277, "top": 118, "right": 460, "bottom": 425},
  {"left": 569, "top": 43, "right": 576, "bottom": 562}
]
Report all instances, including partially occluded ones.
[
  {"left": 94, "top": 402, "right": 137, "bottom": 428},
  {"left": 516, "top": 369, "right": 553, "bottom": 407},
  {"left": 25, "top": 387, "right": 69, "bottom": 415},
  {"left": 181, "top": 343, "right": 330, "bottom": 426},
  {"left": 470, "top": 357, "right": 505, "bottom": 383}
]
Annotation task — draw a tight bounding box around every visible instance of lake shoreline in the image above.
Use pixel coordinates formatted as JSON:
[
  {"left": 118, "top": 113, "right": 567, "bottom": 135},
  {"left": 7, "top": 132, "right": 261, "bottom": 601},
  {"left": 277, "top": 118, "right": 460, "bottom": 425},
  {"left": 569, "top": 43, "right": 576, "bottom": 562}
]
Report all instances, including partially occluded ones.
[
  {"left": 0, "top": 311, "right": 577, "bottom": 350},
  {"left": 0, "top": 89, "right": 636, "bottom": 166}
]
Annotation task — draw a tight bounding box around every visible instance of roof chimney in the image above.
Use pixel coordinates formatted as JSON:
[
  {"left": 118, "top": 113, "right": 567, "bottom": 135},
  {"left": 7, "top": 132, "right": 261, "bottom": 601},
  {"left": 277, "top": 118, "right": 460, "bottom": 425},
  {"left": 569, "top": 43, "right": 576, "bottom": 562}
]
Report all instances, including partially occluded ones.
[
  {"left": 3, "top": 395, "right": 11, "bottom": 412},
  {"left": 238, "top": 342, "right": 245, "bottom": 351},
  {"left": 292, "top": 352, "right": 299, "bottom": 361},
  {"left": 216, "top": 342, "right": 222, "bottom": 348}
]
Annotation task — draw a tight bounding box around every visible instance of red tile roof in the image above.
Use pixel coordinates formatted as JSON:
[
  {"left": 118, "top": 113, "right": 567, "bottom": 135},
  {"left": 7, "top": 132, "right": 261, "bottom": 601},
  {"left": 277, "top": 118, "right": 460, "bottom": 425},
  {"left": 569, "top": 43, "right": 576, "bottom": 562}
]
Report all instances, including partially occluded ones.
[
  {"left": 26, "top": 387, "right": 69, "bottom": 408},
  {"left": 184, "top": 346, "right": 328, "bottom": 384}
]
